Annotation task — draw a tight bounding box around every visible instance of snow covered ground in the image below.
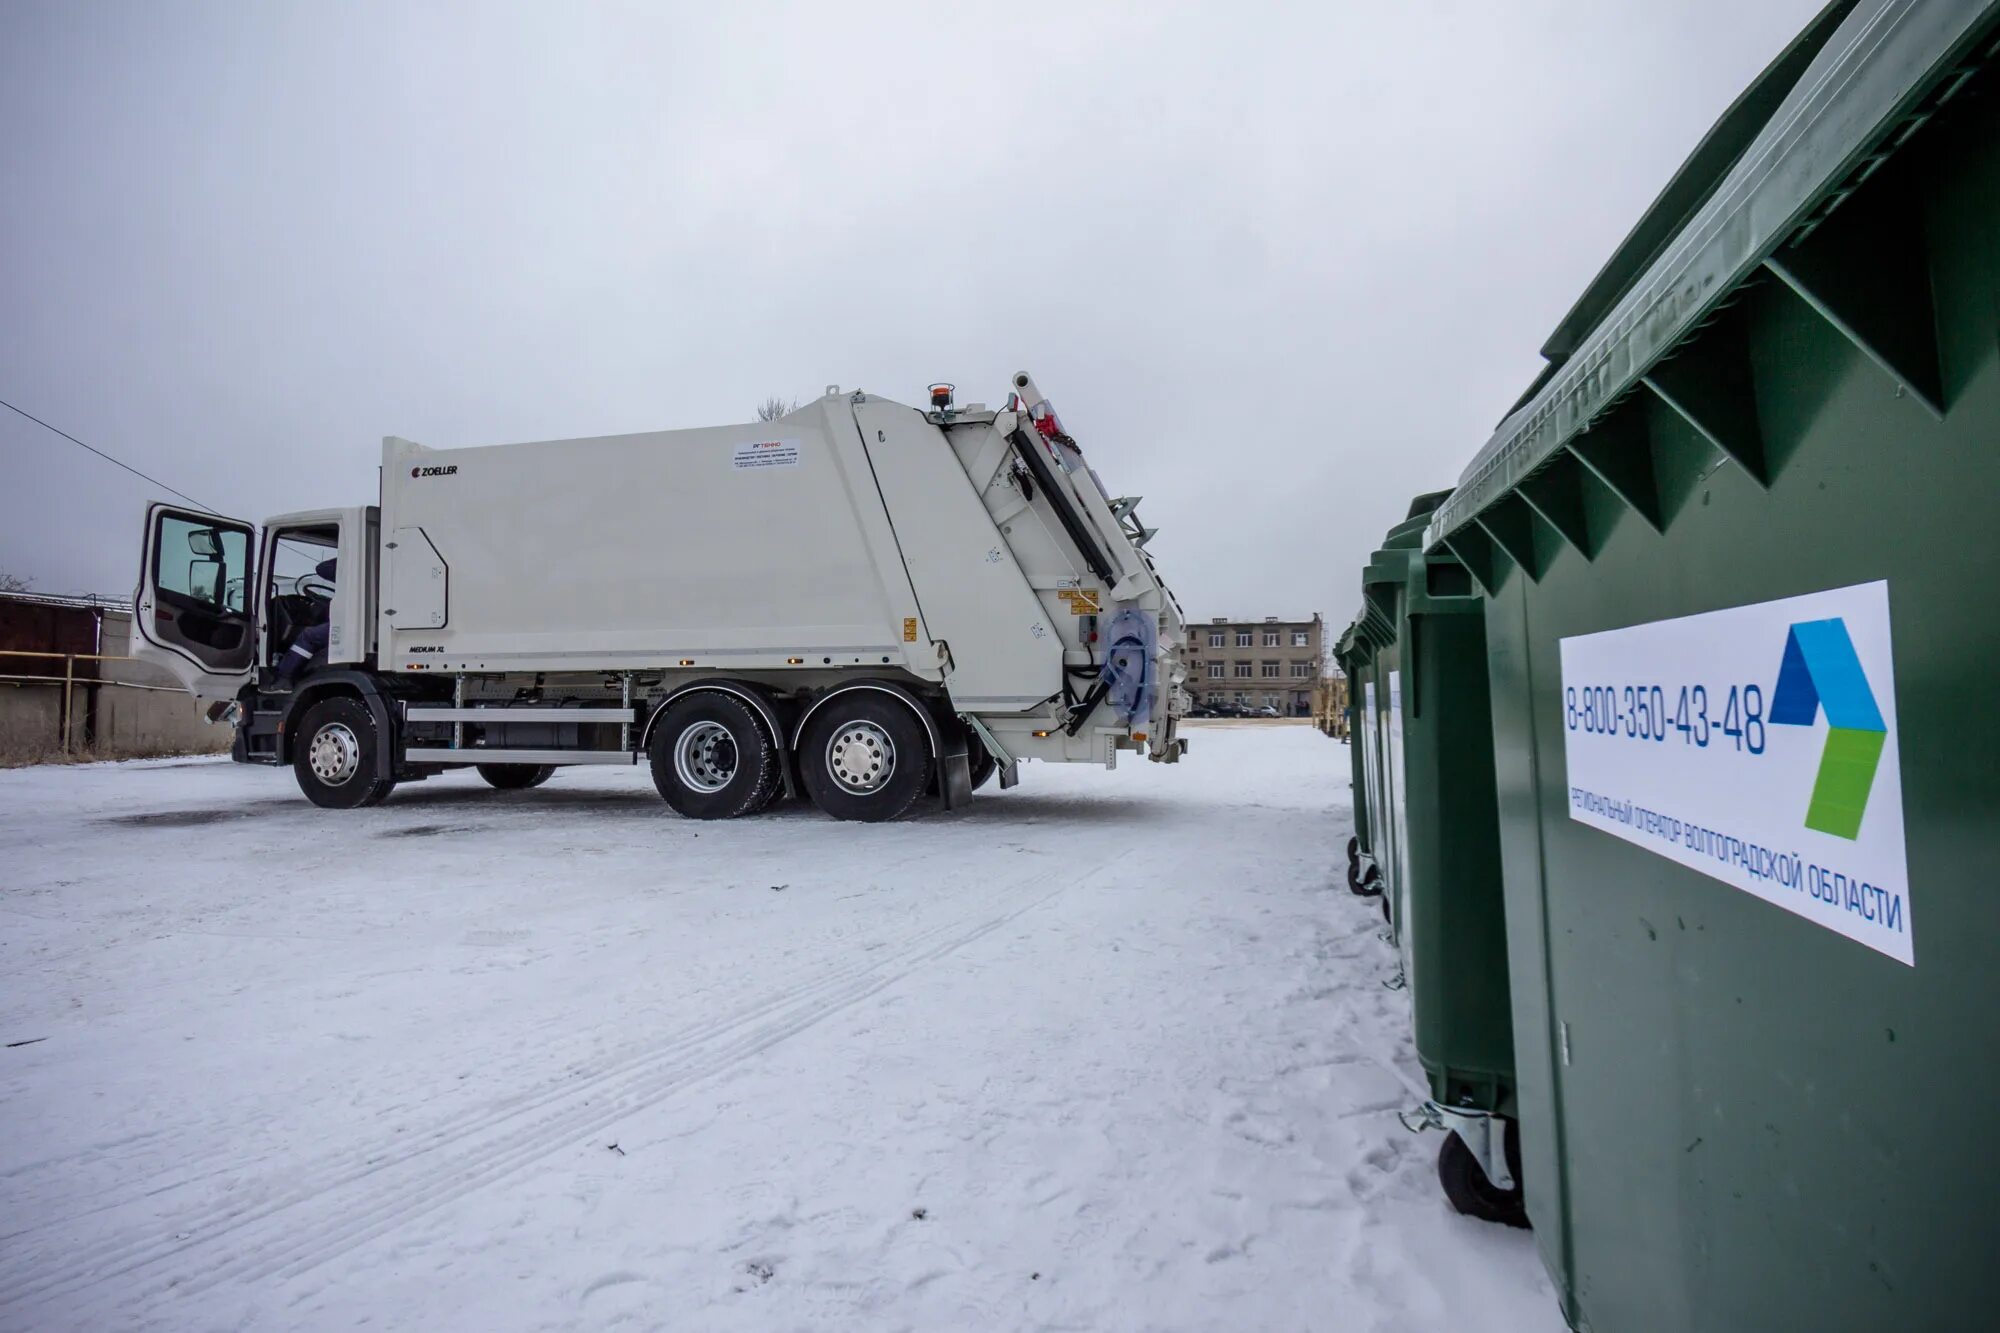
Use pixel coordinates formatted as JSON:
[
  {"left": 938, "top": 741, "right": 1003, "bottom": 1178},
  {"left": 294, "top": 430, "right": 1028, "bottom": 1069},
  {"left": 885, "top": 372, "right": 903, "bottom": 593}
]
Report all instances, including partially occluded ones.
[{"left": 0, "top": 723, "right": 1560, "bottom": 1331}]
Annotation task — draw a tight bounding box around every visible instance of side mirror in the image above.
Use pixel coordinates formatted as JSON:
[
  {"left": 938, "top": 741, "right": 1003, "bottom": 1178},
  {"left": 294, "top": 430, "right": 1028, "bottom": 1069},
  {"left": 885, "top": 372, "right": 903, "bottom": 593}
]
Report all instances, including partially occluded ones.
[
  {"left": 188, "top": 558, "right": 222, "bottom": 604},
  {"left": 187, "top": 529, "right": 221, "bottom": 557}
]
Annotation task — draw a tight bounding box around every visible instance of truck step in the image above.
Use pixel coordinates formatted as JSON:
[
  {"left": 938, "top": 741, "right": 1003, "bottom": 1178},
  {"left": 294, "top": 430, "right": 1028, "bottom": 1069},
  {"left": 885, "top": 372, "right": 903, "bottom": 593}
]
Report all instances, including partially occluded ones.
[
  {"left": 404, "top": 706, "right": 637, "bottom": 723},
  {"left": 403, "top": 747, "right": 634, "bottom": 766}
]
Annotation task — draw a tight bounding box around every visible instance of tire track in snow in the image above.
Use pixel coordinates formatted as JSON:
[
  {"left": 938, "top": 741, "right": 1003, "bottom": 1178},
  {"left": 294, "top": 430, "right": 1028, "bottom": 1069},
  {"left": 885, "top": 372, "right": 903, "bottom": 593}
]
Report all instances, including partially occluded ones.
[
  {"left": 1, "top": 892, "right": 1013, "bottom": 1304},
  {"left": 0, "top": 853, "right": 1110, "bottom": 1317}
]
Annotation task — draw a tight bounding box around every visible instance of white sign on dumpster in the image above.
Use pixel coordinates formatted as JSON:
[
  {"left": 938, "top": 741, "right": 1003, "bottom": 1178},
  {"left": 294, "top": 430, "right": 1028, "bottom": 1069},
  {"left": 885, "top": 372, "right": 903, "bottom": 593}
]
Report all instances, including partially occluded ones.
[{"left": 1558, "top": 581, "right": 1912, "bottom": 965}]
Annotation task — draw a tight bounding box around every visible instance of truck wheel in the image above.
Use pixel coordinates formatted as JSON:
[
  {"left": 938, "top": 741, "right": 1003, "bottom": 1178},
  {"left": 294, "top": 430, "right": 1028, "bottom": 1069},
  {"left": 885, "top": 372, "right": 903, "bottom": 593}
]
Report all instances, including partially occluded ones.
[
  {"left": 648, "top": 693, "right": 778, "bottom": 819},
  {"left": 756, "top": 767, "right": 793, "bottom": 811},
  {"left": 967, "top": 741, "right": 997, "bottom": 792},
  {"left": 477, "top": 764, "right": 555, "bottom": 791},
  {"left": 293, "top": 696, "right": 396, "bottom": 809},
  {"left": 1437, "top": 1122, "right": 1529, "bottom": 1229},
  {"left": 799, "top": 695, "right": 934, "bottom": 822}
]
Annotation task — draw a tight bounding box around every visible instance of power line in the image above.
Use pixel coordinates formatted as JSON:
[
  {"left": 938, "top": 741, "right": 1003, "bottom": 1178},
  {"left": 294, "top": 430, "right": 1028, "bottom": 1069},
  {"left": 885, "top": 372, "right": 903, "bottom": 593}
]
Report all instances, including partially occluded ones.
[{"left": 1, "top": 395, "right": 217, "bottom": 513}]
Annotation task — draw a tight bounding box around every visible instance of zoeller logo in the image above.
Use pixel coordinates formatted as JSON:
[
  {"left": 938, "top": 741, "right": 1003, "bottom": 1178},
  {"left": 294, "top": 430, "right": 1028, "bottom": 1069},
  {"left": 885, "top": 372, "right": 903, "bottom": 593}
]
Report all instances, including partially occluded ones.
[
  {"left": 411, "top": 465, "right": 458, "bottom": 478},
  {"left": 1771, "top": 617, "right": 1886, "bottom": 840}
]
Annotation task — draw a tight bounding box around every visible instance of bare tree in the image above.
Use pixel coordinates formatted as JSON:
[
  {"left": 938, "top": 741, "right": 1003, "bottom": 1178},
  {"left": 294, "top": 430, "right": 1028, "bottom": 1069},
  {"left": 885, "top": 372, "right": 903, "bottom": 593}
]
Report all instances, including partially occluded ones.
[
  {"left": 756, "top": 395, "right": 799, "bottom": 422},
  {"left": 0, "top": 571, "right": 30, "bottom": 593}
]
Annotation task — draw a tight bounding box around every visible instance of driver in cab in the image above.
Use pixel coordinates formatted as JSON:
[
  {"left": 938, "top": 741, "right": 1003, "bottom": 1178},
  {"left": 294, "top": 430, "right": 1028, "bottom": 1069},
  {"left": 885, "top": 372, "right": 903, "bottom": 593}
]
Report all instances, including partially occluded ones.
[{"left": 274, "top": 557, "right": 337, "bottom": 689}]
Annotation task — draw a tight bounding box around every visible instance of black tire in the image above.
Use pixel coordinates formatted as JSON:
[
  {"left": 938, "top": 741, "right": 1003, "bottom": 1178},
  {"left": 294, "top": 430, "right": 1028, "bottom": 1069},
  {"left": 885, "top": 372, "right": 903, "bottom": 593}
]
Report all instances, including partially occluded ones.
[
  {"left": 1346, "top": 835, "right": 1360, "bottom": 864},
  {"left": 1348, "top": 860, "right": 1383, "bottom": 898},
  {"left": 1437, "top": 1121, "right": 1529, "bottom": 1229},
  {"left": 477, "top": 764, "right": 555, "bottom": 791},
  {"left": 799, "top": 695, "right": 934, "bottom": 822},
  {"left": 293, "top": 696, "right": 396, "bottom": 809},
  {"left": 967, "top": 741, "right": 997, "bottom": 792},
  {"left": 648, "top": 692, "right": 779, "bottom": 820}
]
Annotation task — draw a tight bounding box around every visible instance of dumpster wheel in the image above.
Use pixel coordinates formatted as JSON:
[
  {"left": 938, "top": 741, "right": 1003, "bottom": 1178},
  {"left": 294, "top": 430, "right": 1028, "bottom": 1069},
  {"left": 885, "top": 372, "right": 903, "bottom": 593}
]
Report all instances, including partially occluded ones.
[{"left": 1438, "top": 1120, "right": 1528, "bottom": 1229}]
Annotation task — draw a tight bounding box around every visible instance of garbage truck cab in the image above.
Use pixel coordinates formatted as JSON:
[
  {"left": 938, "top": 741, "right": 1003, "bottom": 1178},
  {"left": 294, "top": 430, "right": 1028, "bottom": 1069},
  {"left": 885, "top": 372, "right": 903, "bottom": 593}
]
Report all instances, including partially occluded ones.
[
  {"left": 133, "top": 373, "right": 1190, "bottom": 821},
  {"left": 137, "top": 506, "right": 375, "bottom": 706}
]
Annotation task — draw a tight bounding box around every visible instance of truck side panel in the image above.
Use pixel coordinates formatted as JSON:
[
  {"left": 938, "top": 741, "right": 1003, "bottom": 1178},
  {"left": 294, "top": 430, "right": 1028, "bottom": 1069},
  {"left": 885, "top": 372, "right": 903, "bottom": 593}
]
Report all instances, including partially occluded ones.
[
  {"left": 377, "top": 404, "right": 931, "bottom": 676},
  {"left": 850, "top": 401, "right": 1062, "bottom": 712}
]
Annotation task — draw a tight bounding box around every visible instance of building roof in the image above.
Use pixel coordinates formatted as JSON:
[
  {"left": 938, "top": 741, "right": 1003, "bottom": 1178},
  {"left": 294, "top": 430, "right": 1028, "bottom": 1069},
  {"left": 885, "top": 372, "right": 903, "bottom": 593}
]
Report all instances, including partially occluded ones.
[
  {"left": 1197, "top": 614, "right": 1324, "bottom": 626},
  {"left": 0, "top": 590, "right": 128, "bottom": 612}
]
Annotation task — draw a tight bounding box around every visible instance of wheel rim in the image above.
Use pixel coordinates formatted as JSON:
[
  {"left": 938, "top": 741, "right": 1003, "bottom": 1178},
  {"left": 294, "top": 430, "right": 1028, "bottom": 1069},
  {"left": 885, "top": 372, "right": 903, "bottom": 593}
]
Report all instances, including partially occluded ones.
[
  {"left": 674, "top": 720, "right": 739, "bottom": 793},
  {"left": 825, "top": 721, "right": 895, "bottom": 795},
  {"left": 308, "top": 722, "right": 361, "bottom": 786}
]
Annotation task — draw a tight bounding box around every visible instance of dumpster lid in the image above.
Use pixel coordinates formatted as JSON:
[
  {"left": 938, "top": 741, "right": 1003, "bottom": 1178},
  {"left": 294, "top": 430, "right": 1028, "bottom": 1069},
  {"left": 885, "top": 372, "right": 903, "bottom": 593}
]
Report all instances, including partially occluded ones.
[
  {"left": 1529, "top": 2, "right": 1861, "bottom": 378},
  {"left": 1431, "top": 0, "right": 2000, "bottom": 548}
]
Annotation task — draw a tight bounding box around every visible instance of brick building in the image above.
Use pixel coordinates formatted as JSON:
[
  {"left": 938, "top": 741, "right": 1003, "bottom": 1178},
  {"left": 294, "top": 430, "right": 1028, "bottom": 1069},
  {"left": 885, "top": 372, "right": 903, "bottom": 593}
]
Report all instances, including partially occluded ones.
[{"left": 1182, "top": 614, "right": 1324, "bottom": 716}]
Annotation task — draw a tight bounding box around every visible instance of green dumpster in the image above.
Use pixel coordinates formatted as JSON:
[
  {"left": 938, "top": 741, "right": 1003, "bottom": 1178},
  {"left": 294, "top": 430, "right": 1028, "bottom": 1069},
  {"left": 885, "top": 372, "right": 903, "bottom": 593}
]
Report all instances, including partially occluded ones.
[
  {"left": 1394, "top": 535, "right": 1523, "bottom": 1227},
  {"left": 1339, "top": 492, "right": 1526, "bottom": 1223},
  {"left": 1348, "top": 492, "right": 1451, "bottom": 938},
  {"left": 1332, "top": 619, "right": 1379, "bottom": 898},
  {"left": 1422, "top": 2, "right": 2000, "bottom": 1326}
]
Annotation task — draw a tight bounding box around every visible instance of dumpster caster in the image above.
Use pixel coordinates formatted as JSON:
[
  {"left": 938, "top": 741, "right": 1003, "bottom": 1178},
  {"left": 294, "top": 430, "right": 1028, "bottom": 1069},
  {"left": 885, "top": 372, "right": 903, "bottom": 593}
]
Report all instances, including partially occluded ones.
[
  {"left": 1347, "top": 858, "right": 1383, "bottom": 898},
  {"left": 1437, "top": 1118, "right": 1528, "bottom": 1230}
]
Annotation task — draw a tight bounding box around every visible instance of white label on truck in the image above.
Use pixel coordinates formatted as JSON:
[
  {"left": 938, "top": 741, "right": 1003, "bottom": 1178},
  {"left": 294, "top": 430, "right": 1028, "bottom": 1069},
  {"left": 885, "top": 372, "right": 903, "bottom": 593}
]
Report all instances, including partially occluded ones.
[
  {"left": 732, "top": 438, "right": 801, "bottom": 470},
  {"left": 1558, "top": 581, "right": 1911, "bottom": 964}
]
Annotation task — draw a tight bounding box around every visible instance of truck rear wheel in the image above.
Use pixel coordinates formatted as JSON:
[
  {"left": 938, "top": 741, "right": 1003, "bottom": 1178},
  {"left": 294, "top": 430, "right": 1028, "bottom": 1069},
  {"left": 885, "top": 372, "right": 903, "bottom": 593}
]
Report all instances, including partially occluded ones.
[
  {"left": 966, "top": 736, "right": 997, "bottom": 792},
  {"left": 293, "top": 696, "right": 396, "bottom": 809},
  {"left": 648, "top": 693, "right": 779, "bottom": 819},
  {"left": 477, "top": 764, "right": 555, "bottom": 791},
  {"left": 799, "top": 695, "right": 934, "bottom": 822}
]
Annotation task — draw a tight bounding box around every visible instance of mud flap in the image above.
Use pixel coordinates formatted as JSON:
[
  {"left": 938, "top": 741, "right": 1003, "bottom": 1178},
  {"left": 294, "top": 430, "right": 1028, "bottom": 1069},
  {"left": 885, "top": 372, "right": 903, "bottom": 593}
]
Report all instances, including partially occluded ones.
[{"left": 939, "top": 732, "right": 973, "bottom": 810}]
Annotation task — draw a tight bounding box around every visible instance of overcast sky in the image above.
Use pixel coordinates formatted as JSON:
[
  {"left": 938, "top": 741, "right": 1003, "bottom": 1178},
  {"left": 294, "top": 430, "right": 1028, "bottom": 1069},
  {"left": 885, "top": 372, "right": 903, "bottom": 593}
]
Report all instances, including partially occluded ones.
[{"left": 1, "top": 0, "right": 1826, "bottom": 624}]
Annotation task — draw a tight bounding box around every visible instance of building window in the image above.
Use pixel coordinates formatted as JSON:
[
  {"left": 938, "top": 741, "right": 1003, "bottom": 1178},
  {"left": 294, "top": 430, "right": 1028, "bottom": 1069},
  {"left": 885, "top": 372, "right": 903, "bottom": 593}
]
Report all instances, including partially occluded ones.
[
  {"left": 1266, "top": 693, "right": 1282, "bottom": 708},
  {"left": 1291, "top": 662, "right": 1310, "bottom": 677},
  {"left": 1235, "top": 630, "right": 1251, "bottom": 647},
  {"left": 1262, "top": 630, "right": 1279, "bottom": 647},
  {"left": 1207, "top": 631, "right": 1224, "bottom": 648},
  {"left": 1235, "top": 692, "right": 1249, "bottom": 705},
  {"left": 1233, "top": 663, "right": 1252, "bottom": 678},
  {"left": 1261, "top": 662, "right": 1279, "bottom": 678},
  {"left": 1208, "top": 663, "right": 1224, "bottom": 679},
  {"left": 1292, "top": 630, "right": 1309, "bottom": 647}
]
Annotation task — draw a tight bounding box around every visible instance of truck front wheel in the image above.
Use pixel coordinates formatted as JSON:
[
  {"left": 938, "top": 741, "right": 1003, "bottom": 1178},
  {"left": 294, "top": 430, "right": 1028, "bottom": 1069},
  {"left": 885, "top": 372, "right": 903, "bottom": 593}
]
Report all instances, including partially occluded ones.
[
  {"left": 293, "top": 696, "right": 396, "bottom": 809},
  {"left": 648, "top": 693, "right": 779, "bottom": 819},
  {"left": 799, "top": 695, "right": 934, "bottom": 822}
]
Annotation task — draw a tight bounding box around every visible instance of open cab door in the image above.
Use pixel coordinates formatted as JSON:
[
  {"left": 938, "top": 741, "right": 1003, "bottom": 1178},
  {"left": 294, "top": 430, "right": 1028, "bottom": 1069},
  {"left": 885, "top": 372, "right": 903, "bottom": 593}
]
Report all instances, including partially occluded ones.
[{"left": 134, "top": 503, "right": 259, "bottom": 702}]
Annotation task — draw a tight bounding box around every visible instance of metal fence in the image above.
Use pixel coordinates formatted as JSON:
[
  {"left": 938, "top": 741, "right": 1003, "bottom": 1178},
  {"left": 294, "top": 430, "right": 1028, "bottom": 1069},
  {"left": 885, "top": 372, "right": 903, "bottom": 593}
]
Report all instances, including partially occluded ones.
[{"left": 0, "top": 648, "right": 204, "bottom": 756}]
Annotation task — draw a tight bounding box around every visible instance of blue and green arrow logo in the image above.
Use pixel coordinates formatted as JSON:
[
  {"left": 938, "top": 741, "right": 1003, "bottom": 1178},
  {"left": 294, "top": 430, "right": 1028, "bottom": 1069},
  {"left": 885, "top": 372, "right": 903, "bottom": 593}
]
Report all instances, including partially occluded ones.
[{"left": 1770, "top": 618, "right": 1885, "bottom": 840}]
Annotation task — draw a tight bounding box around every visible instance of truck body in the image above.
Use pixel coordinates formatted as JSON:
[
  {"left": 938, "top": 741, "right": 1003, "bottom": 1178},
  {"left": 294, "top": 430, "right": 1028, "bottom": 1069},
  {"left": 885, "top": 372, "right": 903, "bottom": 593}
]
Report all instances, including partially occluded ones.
[{"left": 132, "top": 374, "right": 1189, "bottom": 819}]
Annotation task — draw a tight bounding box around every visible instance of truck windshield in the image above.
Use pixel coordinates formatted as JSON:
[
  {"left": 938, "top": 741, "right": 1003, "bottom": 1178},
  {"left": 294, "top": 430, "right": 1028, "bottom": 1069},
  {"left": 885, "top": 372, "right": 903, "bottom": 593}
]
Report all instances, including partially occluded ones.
[{"left": 270, "top": 530, "right": 337, "bottom": 595}]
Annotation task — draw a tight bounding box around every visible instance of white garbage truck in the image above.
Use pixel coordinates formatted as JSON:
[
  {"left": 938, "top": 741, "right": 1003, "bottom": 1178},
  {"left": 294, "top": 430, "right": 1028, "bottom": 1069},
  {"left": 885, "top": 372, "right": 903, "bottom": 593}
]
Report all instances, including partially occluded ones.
[{"left": 132, "top": 373, "right": 1190, "bottom": 819}]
